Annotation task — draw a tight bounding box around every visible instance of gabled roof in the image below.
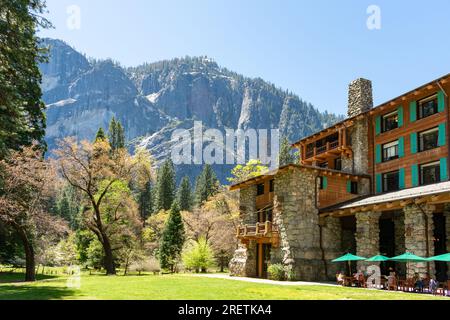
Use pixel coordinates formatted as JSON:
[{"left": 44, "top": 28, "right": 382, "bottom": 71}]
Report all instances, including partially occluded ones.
[
  {"left": 320, "top": 180, "right": 450, "bottom": 215},
  {"left": 292, "top": 73, "right": 450, "bottom": 148},
  {"left": 229, "top": 164, "right": 370, "bottom": 191}
]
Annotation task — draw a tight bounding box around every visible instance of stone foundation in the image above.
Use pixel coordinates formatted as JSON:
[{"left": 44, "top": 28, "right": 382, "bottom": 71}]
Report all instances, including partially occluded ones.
[
  {"left": 229, "top": 243, "right": 256, "bottom": 277},
  {"left": 404, "top": 204, "right": 435, "bottom": 278},
  {"left": 355, "top": 211, "right": 381, "bottom": 271},
  {"left": 321, "top": 216, "right": 343, "bottom": 279}
]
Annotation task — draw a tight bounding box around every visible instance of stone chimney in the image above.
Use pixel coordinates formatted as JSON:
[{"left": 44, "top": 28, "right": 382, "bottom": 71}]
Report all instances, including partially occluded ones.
[{"left": 347, "top": 78, "right": 373, "bottom": 118}]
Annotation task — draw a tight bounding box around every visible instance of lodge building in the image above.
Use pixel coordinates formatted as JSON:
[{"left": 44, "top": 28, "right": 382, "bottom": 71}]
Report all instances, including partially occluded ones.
[{"left": 229, "top": 75, "right": 450, "bottom": 282}]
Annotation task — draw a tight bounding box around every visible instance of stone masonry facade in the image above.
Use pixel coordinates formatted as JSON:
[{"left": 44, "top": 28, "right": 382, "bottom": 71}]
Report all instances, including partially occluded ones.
[{"left": 355, "top": 211, "right": 381, "bottom": 271}]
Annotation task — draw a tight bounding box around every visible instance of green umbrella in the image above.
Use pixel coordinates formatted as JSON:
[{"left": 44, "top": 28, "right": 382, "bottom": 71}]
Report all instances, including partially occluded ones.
[
  {"left": 389, "top": 252, "right": 427, "bottom": 277},
  {"left": 426, "top": 253, "right": 450, "bottom": 262},
  {"left": 332, "top": 253, "right": 367, "bottom": 276},
  {"left": 365, "top": 255, "right": 390, "bottom": 262}
]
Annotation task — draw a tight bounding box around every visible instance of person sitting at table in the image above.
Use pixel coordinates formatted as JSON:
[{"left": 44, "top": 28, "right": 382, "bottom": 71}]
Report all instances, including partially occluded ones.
[
  {"left": 429, "top": 277, "right": 439, "bottom": 295},
  {"left": 413, "top": 273, "right": 424, "bottom": 292},
  {"left": 353, "top": 269, "right": 365, "bottom": 287},
  {"left": 422, "top": 272, "right": 431, "bottom": 290},
  {"left": 336, "top": 271, "right": 345, "bottom": 286},
  {"left": 387, "top": 271, "right": 397, "bottom": 291}
]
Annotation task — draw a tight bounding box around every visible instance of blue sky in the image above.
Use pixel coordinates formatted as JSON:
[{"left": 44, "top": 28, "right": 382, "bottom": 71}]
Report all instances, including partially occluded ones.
[{"left": 39, "top": 0, "right": 450, "bottom": 115}]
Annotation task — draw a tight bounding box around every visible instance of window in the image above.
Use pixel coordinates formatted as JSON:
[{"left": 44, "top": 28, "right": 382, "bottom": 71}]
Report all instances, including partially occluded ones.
[
  {"left": 350, "top": 181, "right": 358, "bottom": 195},
  {"left": 269, "top": 179, "right": 274, "bottom": 192},
  {"left": 319, "top": 177, "right": 325, "bottom": 190},
  {"left": 383, "top": 171, "right": 399, "bottom": 192},
  {"left": 420, "top": 161, "right": 440, "bottom": 185},
  {"left": 418, "top": 127, "right": 439, "bottom": 152},
  {"left": 382, "top": 140, "right": 399, "bottom": 162},
  {"left": 418, "top": 94, "right": 438, "bottom": 119},
  {"left": 318, "top": 161, "right": 328, "bottom": 168},
  {"left": 256, "top": 183, "right": 265, "bottom": 196},
  {"left": 334, "top": 158, "right": 342, "bottom": 171},
  {"left": 382, "top": 111, "right": 398, "bottom": 133}
]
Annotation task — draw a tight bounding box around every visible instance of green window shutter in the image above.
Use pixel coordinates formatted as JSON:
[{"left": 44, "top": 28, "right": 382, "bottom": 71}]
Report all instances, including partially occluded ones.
[
  {"left": 399, "top": 168, "right": 405, "bottom": 190},
  {"left": 411, "top": 164, "right": 419, "bottom": 187},
  {"left": 410, "top": 132, "right": 418, "bottom": 154},
  {"left": 410, "top": 101, "right": 417, "bottom": 122},
  {"left": 438, "top": 90, "right": 445, "bottom": 112},
  {"left": 440, "top": 158, "right": 448, "bottom": 181},
  {"left": 398, "top": 137, "right": 405, "bottom": 157},
  {"left": 375, "top": 116, "right": 381, "bottom": 135},
  {"left": 322, "top": 176, "right": 328, "bottom": 189},
  {"left": 375, "top": 144, "right": 382, "bottom": 164},
  {"left": 376, "top": 174, "right": 382, "bottom": 193},
  {"left": 397, "top": 106, "right": 404, "bottom": 127},
  {"left": 438, "top": 123, "right": 446, "bottom": 146},
  {"left": 346, "top": 181, "right": 351, "bottom": 193}
]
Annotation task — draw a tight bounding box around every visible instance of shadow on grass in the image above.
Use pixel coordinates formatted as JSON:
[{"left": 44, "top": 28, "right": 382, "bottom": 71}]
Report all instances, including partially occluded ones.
[
  {"left": 0, "top": 272, "right": 57, "bottom": 283},
  {"left": 0, "top": 284, "right": 76, "bottom": 300}
]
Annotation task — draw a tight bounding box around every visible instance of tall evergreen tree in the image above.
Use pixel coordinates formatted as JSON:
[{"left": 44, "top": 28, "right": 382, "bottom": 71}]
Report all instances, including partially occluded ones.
[
  {"left": 159, "top": 201, "right": 185, "bottom": 272},
  {"left": 154, "top": 159, "right": 176, "bottom": 212},
  {"left": 95, "top": 127, "right": 106, "bottom": 142},
  {"left": 108, "top": 117, "right": 126, "bottom": 151},
  {"left": 139, "top": 181, "right": 153, "bottom": 221},
  {"left": 194, "top": 165, "right": 219, "bottom": 206},
  {"left": 177, "top": 176, "right": 193, "bottom": 211},
  {"left": 0, "top": 0, "right": 51, "bottom": 157},
  {"left": 279, "top": 136, "right": 296, "bottom": 166}
]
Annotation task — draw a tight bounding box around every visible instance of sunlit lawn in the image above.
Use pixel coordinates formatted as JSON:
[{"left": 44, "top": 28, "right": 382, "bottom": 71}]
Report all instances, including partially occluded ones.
[{"left": 0, "top": 272, "right": 448, "bottom": 300}]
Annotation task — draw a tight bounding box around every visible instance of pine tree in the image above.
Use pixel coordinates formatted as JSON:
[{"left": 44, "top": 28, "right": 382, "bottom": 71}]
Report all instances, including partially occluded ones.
[
  {"left": 279, "top": 136, "right": 296, "bottom": 166},
  {"left": 0, "top": 0, "right": 51, "bottom": 157},
  {"left": 108, "top": 117, "right": 126, "bottom": 151},
  {"left": 159, "top": 201, "right": 185, "bottom": 272},
  {"left": 154, "top": 159, "right": 176, "bottom": 212},
  {"left": 194, "top": 165, "right": 219, "bottom": 206},
  {"left": 177, "top": 176, "right": 193, "bottom": 211},
  {"left": 139, "top": 181, "right": 153, "bottom": 221},
  {"left": 95, "top": 127, "right": 107, "bottom": 142}
]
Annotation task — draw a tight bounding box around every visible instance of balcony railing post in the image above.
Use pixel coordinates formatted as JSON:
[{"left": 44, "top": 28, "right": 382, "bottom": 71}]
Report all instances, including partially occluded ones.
[
  {"left": 244, "top": 225, "right": 248, "bottom": 236},
  {"left": 256, "top": 222, "right": 260, "bottom": 235}
]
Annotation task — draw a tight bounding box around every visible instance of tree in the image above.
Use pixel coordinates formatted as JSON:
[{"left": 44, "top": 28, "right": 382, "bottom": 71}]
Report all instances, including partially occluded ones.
[
  {"left": 194, "top": 165, "right": 219, "bottom": 206},
  {"left": 95, "top": 127, "right": 107, "bottom": 142},
  {"left": 54, "top": 137, "right": 142, "bottom": 275},
  {"left": 130, "top": 148, "right": 154, "bottom": 223},
  {"left": 177, "top": 176, "right": 193, "bottom": 211},
  {"left": 227, "top": 159, "right": 269, "bottom": 185},
  {"left": 0, "top": 0, "right": 51, "bottom": 157},
  {"left": 182, "top": 237, "right": 215, "bottom": 273},
  {"left": 108, "top": 117, "right": 126, "bottom": 152},
  {"left": 159, "top": 202, "right": 185, "bottom": 272},
  {"left": 154, "top": 159, "right": 176, "bottom": 212},
  {"left": 279, "top": 136, "right": 296, "bottom": 166},
  {"left": 0, "top": 145, "right": 67, "bottom": 281}
]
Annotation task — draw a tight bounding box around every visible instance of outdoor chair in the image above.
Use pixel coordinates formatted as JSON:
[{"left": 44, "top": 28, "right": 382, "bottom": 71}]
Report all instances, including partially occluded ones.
[{"left": 387, "top": 276, "right": 397, "bottom": 291}]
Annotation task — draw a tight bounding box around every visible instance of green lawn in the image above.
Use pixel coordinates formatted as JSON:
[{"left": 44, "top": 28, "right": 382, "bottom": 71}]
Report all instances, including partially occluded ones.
[{"left": 0, "top": 272, "right": 448, "bottom": 300}]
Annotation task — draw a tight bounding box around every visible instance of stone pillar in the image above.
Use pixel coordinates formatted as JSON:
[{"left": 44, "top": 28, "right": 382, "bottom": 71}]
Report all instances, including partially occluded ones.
[
  {"left": 393, "top": 211, "right": 406, "bottom": 276},
  {"left": 271, "top": 167, "right": 323, "bottom": 281},
  {"left": 403, "top": 204, "right": 435, "bottom": 278},
  {"left": 347, "top": 78, "right": 373, "bottom": 118},
  {"left": 355, "top": 211, "right": 381, "bottom": 271},
  {"left": 229, "top": 186, "right": 257, "bottom": 277},
  {"left": 444, "top": 207, "right": 450, "bottom": 279},
  {"left": 321, "top": 216, "right": 343, "bottom": 280}
]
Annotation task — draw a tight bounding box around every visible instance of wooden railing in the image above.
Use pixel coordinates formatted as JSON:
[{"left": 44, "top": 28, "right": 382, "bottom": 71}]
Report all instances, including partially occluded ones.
[
  {"left": 305, "top": 140, "right": 340, "bottom": 159},
  {"left": 236, "top": 221, "right": 278, "bottom": 238}
]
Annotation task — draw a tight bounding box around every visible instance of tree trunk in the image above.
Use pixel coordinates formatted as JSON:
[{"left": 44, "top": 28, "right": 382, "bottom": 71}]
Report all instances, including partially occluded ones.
[
  {"left": 14, "top": 226, "right": 36, "bottom": 282},
  {"left": 101, "top": 235, "right": 116, "bottom": 275}
]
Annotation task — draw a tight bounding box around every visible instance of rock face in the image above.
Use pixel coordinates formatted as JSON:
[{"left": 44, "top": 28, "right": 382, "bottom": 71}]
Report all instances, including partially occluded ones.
[{"left": 40, "top": 38, "right": 344, "bottom": 183}]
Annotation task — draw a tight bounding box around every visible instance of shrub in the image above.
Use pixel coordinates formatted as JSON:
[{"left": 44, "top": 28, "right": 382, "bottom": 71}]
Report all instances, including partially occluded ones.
[
  {"left": 182, "top": 237, "right": 215, "bottom": 273},
  {"left": 130, "top": 257, "right": 161, "bottom": 274},
  {"left": 267, "top": 264, "right": 286, "bottom": 281}
]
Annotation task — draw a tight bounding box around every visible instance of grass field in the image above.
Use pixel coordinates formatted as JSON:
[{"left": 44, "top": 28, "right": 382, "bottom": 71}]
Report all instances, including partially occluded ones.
[{"left": 0, "top": 272, "right": 448, "bottom": 300}]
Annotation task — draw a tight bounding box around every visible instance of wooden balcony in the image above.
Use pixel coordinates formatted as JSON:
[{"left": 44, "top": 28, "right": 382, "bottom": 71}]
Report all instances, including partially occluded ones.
[{"left": 236, "top": 221, "right": 279, "bottom": 247}]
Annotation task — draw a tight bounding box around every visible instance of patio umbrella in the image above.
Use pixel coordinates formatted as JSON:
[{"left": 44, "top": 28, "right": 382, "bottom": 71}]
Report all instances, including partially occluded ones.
[
  {"left": 389, "top": 252, "right": 427, "bottom": 277},
  {"left": 365, "top": 255, "right": 390, "bottom": 262},
  {"left": 332, "top": 253, "right": 367, "bottom": 275},
  {"left": 426, "top": 253, "right": 450, "bottom": 262}
]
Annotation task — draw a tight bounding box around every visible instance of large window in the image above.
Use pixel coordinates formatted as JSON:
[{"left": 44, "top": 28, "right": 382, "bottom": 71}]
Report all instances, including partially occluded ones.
[
  {"left": 382, "top": 111, "right": 398, "bottom": 133},
  {"left": 382, "top": 140, "right": 399, "bottom": 162},
  {"left": 349, "top": 181, "right": 358, "bottom": 195},
  {"left": 420, "top": 161, "right": 440, "bottom": 185},
  {"left": 418, "top": 94, "right": 438, "bottom": 119},
  {"left": 334, "top": 158, "right": 342, "bottom": 171},
  {"left": 383, "top": 171, "right": 399, "bottom": 192},
  {"left": 418, "top": 127, "right": 439, "bottom": 152}
]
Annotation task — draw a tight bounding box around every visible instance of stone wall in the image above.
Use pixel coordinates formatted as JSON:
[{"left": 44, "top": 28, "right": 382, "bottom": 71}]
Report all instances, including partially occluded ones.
[
  {"left": 393, "top": 211, "right": 406, "bottom": 276},
  {"left": 355, "top": 211, "right": 381, "bottom": 271},
  {"left": 228, "top": 186, "right": 257, "bottom": 277},
  {"left": 403, "top": 204, "right": 435, "bottom": 278},
  {"left": 271, "top": 168, "right": 324, "bottom": 281},
  {"left": 320, "top": 216, "right": 343, "bottom": 279},
  {"left": 444, "top": 206, "right": 450, "bottom": 279}
]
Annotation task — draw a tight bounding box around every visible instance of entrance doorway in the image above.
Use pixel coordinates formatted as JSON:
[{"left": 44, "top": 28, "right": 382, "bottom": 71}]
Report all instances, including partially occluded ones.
[{"left": 256, "top": 243, "right": 271, "bottom": 278}]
